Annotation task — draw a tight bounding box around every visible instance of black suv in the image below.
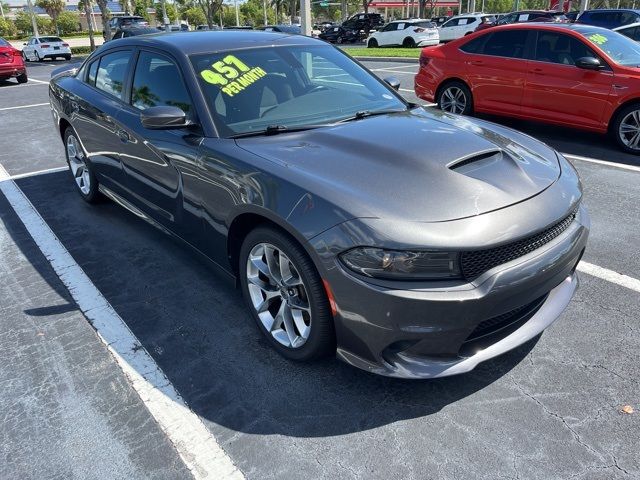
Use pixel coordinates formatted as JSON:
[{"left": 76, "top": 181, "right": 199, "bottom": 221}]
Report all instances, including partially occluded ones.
[
  {"left": 342, "top": 13, "right": 384, "bottom": 33},
  {"left": 104, "top": 16, "right": 148, "bottom": 39}
]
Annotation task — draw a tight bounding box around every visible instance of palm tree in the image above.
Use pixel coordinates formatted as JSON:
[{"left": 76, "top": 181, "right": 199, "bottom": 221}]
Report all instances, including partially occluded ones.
[
  {"left": 78, "top": 0, "right": 96, "bottom": 51},
  {"left": 35, "top": 0, "right": 65, "bottom": 34},
  {"left": 271, "top": 0, "right": 287, "bottom": 23}
]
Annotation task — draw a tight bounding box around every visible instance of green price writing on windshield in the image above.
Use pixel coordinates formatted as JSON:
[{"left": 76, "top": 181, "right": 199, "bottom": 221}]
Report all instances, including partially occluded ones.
[
  {"left": 588, "top": 33, "right": 608, "bottom": 45},
  {"left": 200, "top": 55, "right": 267, "bottom": 97}
]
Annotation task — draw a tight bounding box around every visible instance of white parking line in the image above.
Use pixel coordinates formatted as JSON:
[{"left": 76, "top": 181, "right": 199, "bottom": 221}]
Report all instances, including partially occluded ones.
[
  {"left": 5, "top": 166, "right": 67, "bottom": 179},
  {"left": 371, "top": 67, "right": 418, "bottom": 74},
  {"left": 28, "top": 78, "right": 49, "bottom": 84},
  {"left": 563, "top": 153, "right": 640, "bottom": 173},
  {"left": 0, "top": 164, "right": 244, "bottom": 480},
  {"left": 0, "top": 102, "right": 49, "bottom": 112},
  {"left": 577, "top": 261, "right": 640, "bottom": 293}
]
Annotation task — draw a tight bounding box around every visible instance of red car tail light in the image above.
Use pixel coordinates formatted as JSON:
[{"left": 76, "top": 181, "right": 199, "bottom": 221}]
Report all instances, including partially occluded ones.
[
  {"left": 13, "top": 49, "right": 22, "bottom": 57},
  {"left": 419, "top": 55, "right": 430, "bottom": 68},
  {"left": 41, "top": 44, "right": 50, "bottom": 48},
  {"left": 62, "top": 43, "right": 69, "bottom": 47},
  {"left": 414, "top": 27, "right": 425, "bottom": 33}
]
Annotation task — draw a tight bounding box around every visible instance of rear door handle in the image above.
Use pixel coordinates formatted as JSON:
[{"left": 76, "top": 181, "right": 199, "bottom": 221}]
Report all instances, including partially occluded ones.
[
  {"left": 530, "top": 68, "right": 545, "bottom": 75},
  {"left": 468, "top": 60, "right": 484, "bottom": 66}
]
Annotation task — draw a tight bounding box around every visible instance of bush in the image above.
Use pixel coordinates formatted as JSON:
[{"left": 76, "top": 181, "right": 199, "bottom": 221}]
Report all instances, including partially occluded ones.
[
  {"left": 0, "top": 17, "right": 17, "bottom": 38},
  {"left": 71, "top": 46, "right": 92, "bottom": 55},
  {"left": 56, "top": 11, "right": 81, "bottom": 34}
]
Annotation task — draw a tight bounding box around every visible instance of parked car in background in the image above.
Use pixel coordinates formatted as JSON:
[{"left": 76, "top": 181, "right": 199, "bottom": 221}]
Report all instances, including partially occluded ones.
[
  {"left": 111, "top": 26, "right": 160, "bottom": 40},
  {"left": 614, "top": 22, "right": 640, "bottom": 41},
  {"left": 48, "top": 31, "right": 588, "bottom": 379},
  {"left": 415, "top": 23, "right": 640, "bottom": 154},
  {"left": 438, "top": 13, "right": 495, "bottom": 41},
  {"left": 565, "top": 11, "right": 580, "bottom": 22},
  {"left": 368, "top": 20, "right": 439, "bottom": 47},
  {"left": 196, "top": 25, "right": 222, "bottom": 31},
  {"left": 259, "top": 25, "right": 302, "bottom": 34},
  {"left": 430, "top": 16, "right": 449, "bottom": 26},
  {"left": 342, "top": 13, "right": 384, "bottom": 33},
  {"left": 105, "top": 15, "right": 148, "bottom": 39},
  {"left": 475, "top": 10, "right": 567, "bottom": 32},
  {"left": 0, "top": 37, "right": 27, "bottom": 83},
  {"left": 22, "top": 36, "right": 71, "bottom": 62},
  {"left": 577, "top": 9, "right": 640, "bottom": 29},
  {"left": 316, "top": 21, "right": 336, "bottom": 32},
  {"left": 319, "top": 26, "right": 360, "bottom": 43}
]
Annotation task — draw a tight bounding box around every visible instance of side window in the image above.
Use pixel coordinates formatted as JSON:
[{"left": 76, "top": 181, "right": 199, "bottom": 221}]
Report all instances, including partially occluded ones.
[
  {"left": 482, "top": 30, "right": 528, "bottom": 58},
  {"left": 620, "top": 12, "right": 637, "bottom": 25},
  {"left": 458, "top": 18, "right": 469, "bottom": 25},
  {"left": 383, "top": 23, "right": 397, "bottom": 32},
  {"left": 396, "top": 22, "right": 405, "bottom": 30},
  {"left": 131, "top": 52, "right": 193, "bottom": 115},
  {"left": 95, "top": 50, "right": 132, "bottom": 100},
  {"left": 87, "top": 59, "right": 98, "bottom": 86},
  {"left": 442, "top": 19, "right": 458, "bottom": 28},
  {"left": 517, "top": 13, "right": 531, "bottom": 22},
  {"left": 535, "top": 32, "right": 597, "bottom": 65},
  {"left": 460, "top": 33, "right": 490, "bottom": 53}
]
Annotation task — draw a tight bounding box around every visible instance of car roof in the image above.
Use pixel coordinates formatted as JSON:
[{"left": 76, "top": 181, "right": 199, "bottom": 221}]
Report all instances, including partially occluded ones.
[
  {"left": 582, "top": 8, "right": 640, "bottom": 12},
  {"left": 489, "top": 22, "right": 613, "bottom": 34},
  {"left": 98, "top": 30, "right": 321, "bottom": 56}
]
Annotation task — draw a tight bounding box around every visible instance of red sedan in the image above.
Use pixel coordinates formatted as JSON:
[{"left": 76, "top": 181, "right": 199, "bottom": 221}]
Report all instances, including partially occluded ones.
[
  {"left": 0, "top": 37, "right": 27, "bottom": 84},
  {"left": 415, "top": 24, "right": 640, "bottom": 154}
]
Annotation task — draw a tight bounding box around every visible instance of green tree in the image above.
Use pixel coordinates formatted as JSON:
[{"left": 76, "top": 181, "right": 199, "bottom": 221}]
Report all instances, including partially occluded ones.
[
  {"left": 196, "top": 0, "right": 223, "bottom": 28},
  {"left": 35, "top": 0, "right": 65, "bottom": 33},
  {"left": 155, "top": 1, "right": 178, "bottom": 24},
  {"left": 184, "top": 6, "right": 206, "bottom": 25},
  {"left": 95, "top": 0, "right": 112, "bottom": 39},
  {"left": 56, "top": 10, "right": 80, "bottom": 33},
  {"left": 77, "top": 0, "right": 96, "bottom": 50},
  {"left": 0, "top": 17, "right": 17, "bottom": 37},
  {"left": 15, "top": 11, "right": 33, "bottom": 34}
]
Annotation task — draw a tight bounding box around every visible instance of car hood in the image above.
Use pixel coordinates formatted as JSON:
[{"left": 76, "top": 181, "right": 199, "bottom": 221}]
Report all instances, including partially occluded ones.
[{"left": 235, "top": 108, "right": 561, "bottom": 222}]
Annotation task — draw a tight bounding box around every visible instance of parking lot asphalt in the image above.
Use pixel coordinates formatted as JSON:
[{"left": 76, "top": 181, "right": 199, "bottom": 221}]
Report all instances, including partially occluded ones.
[{"left": 1, "top": 59, "right": 639, "bottom": 480}]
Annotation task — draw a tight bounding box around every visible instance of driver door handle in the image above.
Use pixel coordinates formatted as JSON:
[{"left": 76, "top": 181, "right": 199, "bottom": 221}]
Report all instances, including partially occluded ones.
[{"left": 117, "top": 129, "right": 131, "bottom": 143}]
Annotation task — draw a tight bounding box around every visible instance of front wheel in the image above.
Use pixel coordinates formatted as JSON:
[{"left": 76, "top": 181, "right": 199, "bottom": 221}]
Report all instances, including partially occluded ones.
[
  {"left": 437, "top": 81, "right": 473, "bottom": 115},
  {"left": 64, "top": 127, "right": 102, "bottom": 203},
  {"left": 336, "top": 36, "right": 343, "bottom": 44},
  {"left": 612, "top": 103, "right": 640, "bottom": 154},
  {"left": 239, "top": 226, "right": 335, "bottom": 361},
  {"left": 368, "top": 38, "right": 378, "bottom": 48}
]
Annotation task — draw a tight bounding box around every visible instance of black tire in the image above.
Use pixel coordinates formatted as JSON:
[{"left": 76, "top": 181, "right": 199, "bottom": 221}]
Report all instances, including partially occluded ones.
[
  {"left": 63, "top": 127, "right": 102, "bottom": 203},
  {"left": 64, "top": 55, "right": 71, "bottom": 61},
  {"left": 336, "top": 36, "right": 343, "bottom": 44},
  {"left": 611, "top": 102, "right": 640, "bottom": 154},
  {"left": 403, "top": 37, "right": 416, "bottom": 48},
  {"left": 22, "top": 51, "right": 28, "bottom": 61},
  {"left": 436, "top": 80, "right": 474, "bottom": 116},
  {"left": 239, "top": 226, "right": 335, "bottom": 361},
  {"left": 16, "top": 72, "right": 28, "bottom": 84},
  {"left": 35, "top": 51, "right": 42, "bottom": 62},
  {"left": 368, "top": 38, "right": 378, "bottom": 48}
]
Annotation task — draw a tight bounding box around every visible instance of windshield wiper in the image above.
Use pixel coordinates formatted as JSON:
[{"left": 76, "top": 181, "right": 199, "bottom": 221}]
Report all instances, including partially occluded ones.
[
  {"left": 339, "top": 108, "right": 408, "bottom": 123},
  {"left": 229, "top": 124, "right": 333, "bottom": 139}
]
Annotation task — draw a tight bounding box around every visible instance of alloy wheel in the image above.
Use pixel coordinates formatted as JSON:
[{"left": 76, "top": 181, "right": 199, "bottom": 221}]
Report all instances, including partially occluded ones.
[
  {"left": 246, "top": 242, "right": 312, "bottom": 349},
  {"left": 618, "top": 109, "right": 640, "bottom": 151},
  {"left": 440, "top": 86, "right": 467, "bottom": 114},
  {"left": 66, "top": 134, "right": 91, "bottom": 195}
]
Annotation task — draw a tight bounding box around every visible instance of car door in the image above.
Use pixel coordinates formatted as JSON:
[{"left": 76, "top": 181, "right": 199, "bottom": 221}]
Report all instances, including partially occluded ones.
[
  {"left": 71, "top": 49, "right": 133, "bottom": 193},
  {"left": 115, "top": 49, "right": 202, "bottom": 234},
  {"left": 522, "top": 31, "right": 612, "bottom": 129},
  {"left": 459, "top": 17, "right": 478, "bottom": 36},
  {"left": 439, "top": 18, "right": 459, "bottom": 41},
  {"left": 391, "top": 22, "right": 406, "bottom": 45},
  {"left": 461, "top": 29, "right": 532, "bottom": 115},
  {"left": 376, "top": 22, "right": 397, "bottom": 45}
]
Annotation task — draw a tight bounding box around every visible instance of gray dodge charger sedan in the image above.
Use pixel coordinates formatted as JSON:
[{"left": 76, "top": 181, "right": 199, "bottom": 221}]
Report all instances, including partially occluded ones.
[{"left": 48, "top": 31, "right": 589, "bottom": 378}]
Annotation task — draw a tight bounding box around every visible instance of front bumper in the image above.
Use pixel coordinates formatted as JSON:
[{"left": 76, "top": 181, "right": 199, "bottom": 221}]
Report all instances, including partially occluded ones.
[{"left": 311, "top": 205, "right": 589, "bottom": 379}]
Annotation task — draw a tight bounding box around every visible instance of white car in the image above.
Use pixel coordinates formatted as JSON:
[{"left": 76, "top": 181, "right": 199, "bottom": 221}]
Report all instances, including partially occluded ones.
[
  {"left": 22, "top": 36, "right": 71, "bottom": 62},
  {"left": 613, "top": 22, "right": 640, "bottom": 42},
  {"left": 367, "top": 20, "right": 439, "bottom": 48},
  {"left": 438, "top": 13, "right": 495, "bottom": 42}
]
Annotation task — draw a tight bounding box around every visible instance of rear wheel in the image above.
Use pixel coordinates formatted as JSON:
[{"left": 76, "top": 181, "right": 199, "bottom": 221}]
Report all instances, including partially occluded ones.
[
  {"left": 239, "top": 226, "right": 335, "bottom": 361},
  {"left": 16, "top": 72, "right": 27, "bottom": 84},
  {"left": 368, "top": 38, "right": 378, "bottom": 48},
  {"left": 336, "top": 36, "right": 343, "bottom": 44},
  {"left": 437, "top": 81, "right": 473, "bottom": 115},
  {"left": 22, "top": 51, "right": 28, "bottom": 61},
  {"left": 34, "top": 51, "right": 42, "bottom": 62},
  {"left": 403, "top": 37, "right": 416, "bottom": 47},
  {"left": 64, "top": 127, "right": 101, "bottom": 203},
  {"left": 64, "top": 55, "right": 71, "bottom": 61},
  {"left": 612, "top": 103, "right": 640, "bottom": 154}
]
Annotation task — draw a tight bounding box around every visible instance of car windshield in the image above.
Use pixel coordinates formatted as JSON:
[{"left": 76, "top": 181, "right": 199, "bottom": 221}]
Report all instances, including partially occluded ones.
[
  {"left": 40, "top": 36, "right": 63, "bottom": 43},
  {"left": 191, "top": 45, "right": 407, "bottom": 137},
  {"left": 581, "top": 29, "right": 640, "bottom": 65}
]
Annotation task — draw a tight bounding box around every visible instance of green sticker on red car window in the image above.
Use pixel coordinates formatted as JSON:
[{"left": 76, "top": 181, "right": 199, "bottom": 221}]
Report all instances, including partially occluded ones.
[
  {"left": 200, "top": 54, "right": 267, "bottom": 97},
  {"left": 588, "top": 33, "right": 608, "bottom": 45}
]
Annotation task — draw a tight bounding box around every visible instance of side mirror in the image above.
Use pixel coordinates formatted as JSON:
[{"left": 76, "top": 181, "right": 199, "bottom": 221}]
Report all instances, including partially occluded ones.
[
  {"left": 383, "top": 75, "right": 401, "bottom": 91},
  {"left": 23, "top": 42, "right": 27, "bottom": 46},
  {"left": 140, "top": 106, "right": 189, "bottom": 129},
  {"left": 575, "top": 56, "right": 606, "bottom": 71}
]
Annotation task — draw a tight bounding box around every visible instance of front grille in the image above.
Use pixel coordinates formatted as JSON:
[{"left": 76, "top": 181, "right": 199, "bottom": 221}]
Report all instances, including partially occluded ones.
[
  {"left": 460, "top": 208, "right": 578, "bottom": 281},
  {"left": 463, "top": 295, "right": 548, "bottom": 344}
]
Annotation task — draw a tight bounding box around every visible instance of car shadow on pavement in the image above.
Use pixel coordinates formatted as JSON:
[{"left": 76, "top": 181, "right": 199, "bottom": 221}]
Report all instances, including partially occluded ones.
[{"left": 9, "top": 171, "right": 539, "bottom": 438}]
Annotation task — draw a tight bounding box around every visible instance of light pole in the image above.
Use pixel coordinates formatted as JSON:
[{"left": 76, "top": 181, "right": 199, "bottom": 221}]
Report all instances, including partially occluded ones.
[
  {"left": 263, "top": 0, "right": 267, "bottom": 26},
  {"left": 26, "top": 0, "right": 40, "bottom": 37},
  {"left": 161, "top": 0, "right": 170, "bottom": 32},
  {"left": 0, "top": 2, "right": 5, "bottom": 20},
  {"left": 234, "top": 0, "right": 239, "bottom": 25},
  {"left": 300, "top": 0, "right": 311, "bottom": 35}
]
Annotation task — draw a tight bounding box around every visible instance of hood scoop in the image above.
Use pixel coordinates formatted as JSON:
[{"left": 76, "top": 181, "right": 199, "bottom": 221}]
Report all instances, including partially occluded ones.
[{"left": 448, "top": 149, "right": 504, "bottom": 173}]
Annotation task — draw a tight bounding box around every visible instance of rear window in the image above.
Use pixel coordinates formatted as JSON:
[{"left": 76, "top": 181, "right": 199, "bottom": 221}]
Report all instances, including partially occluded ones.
[{"left": 39, "top": 37, "right": 63, "bottom": 43}]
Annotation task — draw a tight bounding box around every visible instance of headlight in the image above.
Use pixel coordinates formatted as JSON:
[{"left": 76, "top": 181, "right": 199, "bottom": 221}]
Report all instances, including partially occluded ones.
[{"left": 340, "top": 247, "right": 461, "bottom": 280}]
